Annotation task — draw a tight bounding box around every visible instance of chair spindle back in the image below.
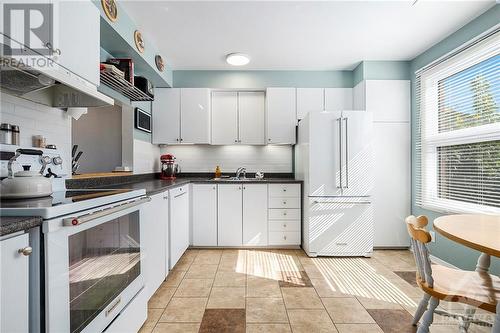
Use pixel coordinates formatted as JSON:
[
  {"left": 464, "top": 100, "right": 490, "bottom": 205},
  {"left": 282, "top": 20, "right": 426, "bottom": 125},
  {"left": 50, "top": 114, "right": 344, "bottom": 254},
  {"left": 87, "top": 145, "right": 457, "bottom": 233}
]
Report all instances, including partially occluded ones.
[{"left": 405, "top": 215, "right": 434, "bottom": 288}]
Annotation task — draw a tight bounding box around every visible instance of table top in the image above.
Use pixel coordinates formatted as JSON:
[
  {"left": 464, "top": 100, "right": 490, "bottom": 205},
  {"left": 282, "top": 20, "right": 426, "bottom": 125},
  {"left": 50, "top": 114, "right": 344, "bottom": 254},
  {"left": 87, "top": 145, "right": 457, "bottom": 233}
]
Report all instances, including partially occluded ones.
[{"left": 434, "top": 214, "right": 500, "bottom": 258}]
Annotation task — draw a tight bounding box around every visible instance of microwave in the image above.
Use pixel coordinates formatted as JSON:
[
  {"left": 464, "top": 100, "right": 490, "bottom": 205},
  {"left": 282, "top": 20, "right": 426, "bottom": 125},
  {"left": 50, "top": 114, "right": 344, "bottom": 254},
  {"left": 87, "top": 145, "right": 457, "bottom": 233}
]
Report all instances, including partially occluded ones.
[{"left": 135, "top": 108, "right": 152, "bottom": 133}]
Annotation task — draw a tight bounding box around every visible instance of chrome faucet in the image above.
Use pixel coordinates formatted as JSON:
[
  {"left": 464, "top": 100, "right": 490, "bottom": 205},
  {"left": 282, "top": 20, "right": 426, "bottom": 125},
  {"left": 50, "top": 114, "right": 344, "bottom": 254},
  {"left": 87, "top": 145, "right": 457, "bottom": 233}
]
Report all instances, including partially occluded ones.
[{"left": 235, "top": 167, "right": 247, "bottom": 179}]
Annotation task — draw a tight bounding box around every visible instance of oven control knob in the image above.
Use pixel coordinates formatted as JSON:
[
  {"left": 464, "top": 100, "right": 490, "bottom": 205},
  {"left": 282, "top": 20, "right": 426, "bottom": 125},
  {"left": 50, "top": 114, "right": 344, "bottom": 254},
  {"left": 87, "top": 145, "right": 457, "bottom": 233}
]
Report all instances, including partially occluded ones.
[
  {"left": 63, "top": 217, "right": 80, "bottom": 226},
  {"left": 18, "top": 246, "right": 32, "bottom": 256}
]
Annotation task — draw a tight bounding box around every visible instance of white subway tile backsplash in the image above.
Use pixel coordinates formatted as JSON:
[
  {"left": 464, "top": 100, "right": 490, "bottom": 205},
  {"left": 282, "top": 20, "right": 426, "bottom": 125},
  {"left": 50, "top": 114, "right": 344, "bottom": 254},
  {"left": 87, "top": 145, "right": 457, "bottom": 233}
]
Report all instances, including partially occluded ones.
[{"left": 161, "top": 145, "right": 292, "bottom": 173}]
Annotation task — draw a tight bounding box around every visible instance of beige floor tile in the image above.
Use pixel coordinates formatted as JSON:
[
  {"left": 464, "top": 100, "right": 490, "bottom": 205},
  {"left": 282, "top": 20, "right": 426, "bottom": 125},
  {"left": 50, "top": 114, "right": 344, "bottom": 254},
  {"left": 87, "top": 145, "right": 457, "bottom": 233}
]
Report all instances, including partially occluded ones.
[
  {"left": 193, "top": 250, "right": 222, "bottom": 264},
  {"left": 287, "top": 309, "right": 338, "bottom": 333},
  {"left": 247, "top": 275, "right": 282, "bottom": 298},
  {"left": 310, "top": 278, "right": 355, "bottom": 298},
  {"left": 246, "top": 323, "right": 292, "bottom": 333},
  {"left": 171, "top": 259, "right": 193, "bottom": 271},
  {"left": 207, "top": 286, "right": 246, "bottom": 309},
  {"left": 139, "top": 308, "right": 164, "bottom": 333},
  {"left": 322, "top": 297, "right": 375, "bottom": 324},
  {"left": 246, "top": 298, "right": 288, "bottom": 323},
  {"left": 185, "top": 264, "right": 218, "bottom": 279},
  {"left": 218, "top": 259, "right": 247, "bottom": 273},
  {"left": 159, "top": 297, "right": 207, "bottom": 322},
  {"left": 281, "top": 287, "right": 324, "bottom": 309},
  {"left": 164, "top": 270, "right": 186, "bottom": 287},
  {"left": 356, "top": 296, "right": 404, "bottom": 310},
  {"left": 214, "top": 271, "right": 247, "bottom": 287},
  {"left": 335, "top": 324, "right": 383, "bottom": 333},
  {"left": 174, "top": 278, "right": 213, "bottom": 297},
  {"left": 152, "top": 322, "right": 201, "bottom": 333},
  {"left": 148, "top": 284, "right": 176, "bottom": 308}
]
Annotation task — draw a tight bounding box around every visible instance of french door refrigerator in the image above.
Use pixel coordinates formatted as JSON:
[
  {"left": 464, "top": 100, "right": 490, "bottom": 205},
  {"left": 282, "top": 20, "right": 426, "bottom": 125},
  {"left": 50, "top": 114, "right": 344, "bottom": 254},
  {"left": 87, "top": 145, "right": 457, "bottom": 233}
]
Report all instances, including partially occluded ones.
[{"left": 295, "top": 110, "right": 374, "bottom": 257}]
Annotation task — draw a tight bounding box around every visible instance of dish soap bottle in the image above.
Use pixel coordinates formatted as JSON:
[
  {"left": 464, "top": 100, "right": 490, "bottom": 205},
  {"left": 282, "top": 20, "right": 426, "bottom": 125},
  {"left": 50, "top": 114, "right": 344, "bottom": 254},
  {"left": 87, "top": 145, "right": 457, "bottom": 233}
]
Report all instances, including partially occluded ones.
[{"left": 215, "top": 165, "right": 221, "bottom": 179}]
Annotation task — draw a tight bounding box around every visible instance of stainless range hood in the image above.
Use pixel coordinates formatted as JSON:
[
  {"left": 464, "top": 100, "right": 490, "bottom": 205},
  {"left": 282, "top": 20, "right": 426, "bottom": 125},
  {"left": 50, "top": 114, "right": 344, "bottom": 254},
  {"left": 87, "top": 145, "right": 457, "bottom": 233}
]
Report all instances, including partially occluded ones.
[{"left": 1, "top": 36, "right": 113, "bottom": 108}]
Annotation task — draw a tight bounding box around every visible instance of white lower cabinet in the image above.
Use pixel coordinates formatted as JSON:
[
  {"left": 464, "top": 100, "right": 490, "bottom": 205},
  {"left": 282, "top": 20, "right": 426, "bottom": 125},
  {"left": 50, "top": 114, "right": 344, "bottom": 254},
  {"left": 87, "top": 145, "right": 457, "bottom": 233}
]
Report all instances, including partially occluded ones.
[
  {"left": 0, "top": 233, "right": 30, "bottom": 333},
  {"left": 268, "top": 184, "right": 301, "bottom": 246},
  {"left": 192, "top": 184, "right": 218, "bottom": 246},
  {"left": 218, "top": 184, "right": 243, "bottom": 246},
  {"left": 242, "top": 184, "right": 268, "bottom": 246},
  {"left": 141, "top": 192, "right": 169, "bottom": 299},
  {"left": 169, "top": 185, "right": 190, "bottom": 269}
]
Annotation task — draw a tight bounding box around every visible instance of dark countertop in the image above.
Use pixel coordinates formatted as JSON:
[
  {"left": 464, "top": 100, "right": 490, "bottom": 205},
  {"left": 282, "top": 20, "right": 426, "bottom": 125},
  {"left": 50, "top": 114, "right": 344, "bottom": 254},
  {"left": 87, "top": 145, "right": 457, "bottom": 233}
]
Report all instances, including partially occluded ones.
[
  {"left": 102, "top": 177, "right": 302, "bottom": 196},
  {"left": 0, "top": 216, "right": 42, "bottom": 237}
]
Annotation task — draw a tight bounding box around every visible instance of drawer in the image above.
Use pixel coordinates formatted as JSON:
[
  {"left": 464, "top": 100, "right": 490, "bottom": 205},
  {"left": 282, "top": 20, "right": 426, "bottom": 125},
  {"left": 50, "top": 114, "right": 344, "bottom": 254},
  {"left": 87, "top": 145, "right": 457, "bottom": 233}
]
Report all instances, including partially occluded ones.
[
  {"left": 269, "top": 220, "right": 300, "bottom": 232},
  {"left": 268, "top": 231, "right": 301, "bottom": 245},
  {"left": 269, "top": 197, "right": 300, "bottom": 209},
  {"left": 269, "top": 184, "right": 300, "bottom": 198},
  {"left": 268, "top": 209, "right": 300, "bottom": 220},
  {"left": 169, "top": 184, "right": 189, "bottom": 196}
]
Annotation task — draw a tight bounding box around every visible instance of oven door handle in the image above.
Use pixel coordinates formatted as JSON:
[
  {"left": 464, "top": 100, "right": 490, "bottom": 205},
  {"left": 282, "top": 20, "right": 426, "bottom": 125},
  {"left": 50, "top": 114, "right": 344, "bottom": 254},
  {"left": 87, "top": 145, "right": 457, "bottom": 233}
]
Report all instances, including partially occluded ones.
[{"left": 63, "top": 196, "right": 151, "bottom": 226}]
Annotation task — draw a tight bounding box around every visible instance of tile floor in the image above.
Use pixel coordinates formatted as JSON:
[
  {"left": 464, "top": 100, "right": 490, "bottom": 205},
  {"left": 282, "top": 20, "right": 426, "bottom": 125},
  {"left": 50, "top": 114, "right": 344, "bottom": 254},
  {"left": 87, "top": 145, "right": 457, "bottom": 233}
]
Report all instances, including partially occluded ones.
[{"left": 139, "top": 249, "right": 495, "bottom": 333}]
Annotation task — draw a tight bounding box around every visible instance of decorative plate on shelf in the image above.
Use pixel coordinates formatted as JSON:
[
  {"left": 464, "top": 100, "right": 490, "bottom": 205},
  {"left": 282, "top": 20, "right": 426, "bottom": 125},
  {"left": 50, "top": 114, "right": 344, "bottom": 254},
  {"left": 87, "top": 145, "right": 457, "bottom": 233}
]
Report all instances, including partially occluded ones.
[
  {"left": 134, "top": 30, "right": 145, "bottom": 53},
  {"left": 155, "top": 55, "right": 165, "bottom": 72},
  {"left": 101, "top": 0, "right": 117, "bottom": 22}
]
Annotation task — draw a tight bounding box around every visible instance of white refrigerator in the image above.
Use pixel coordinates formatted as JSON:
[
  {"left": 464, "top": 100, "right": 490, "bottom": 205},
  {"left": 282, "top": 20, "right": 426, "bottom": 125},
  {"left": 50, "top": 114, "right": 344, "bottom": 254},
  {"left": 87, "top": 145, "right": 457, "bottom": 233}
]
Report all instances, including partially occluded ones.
[{"left": 295, "top": 110, "right": 374, "bottom": 257}]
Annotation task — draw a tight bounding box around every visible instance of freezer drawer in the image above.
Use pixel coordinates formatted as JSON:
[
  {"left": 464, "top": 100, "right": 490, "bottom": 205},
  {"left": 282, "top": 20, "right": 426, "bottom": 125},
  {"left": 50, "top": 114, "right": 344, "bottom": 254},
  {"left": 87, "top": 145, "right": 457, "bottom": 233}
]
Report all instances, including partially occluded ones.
[
  {"left": 268, "top": 209, "right": 301, "bottom": 220},
  {"left": 269, "top": 184, "right": 300, "bottom": 198},
  {"left": 269, "top": 197, "right": 300, "bottom": 209},
  {"left": 307, "top": 199, "right": 373, "bottom": 256}
]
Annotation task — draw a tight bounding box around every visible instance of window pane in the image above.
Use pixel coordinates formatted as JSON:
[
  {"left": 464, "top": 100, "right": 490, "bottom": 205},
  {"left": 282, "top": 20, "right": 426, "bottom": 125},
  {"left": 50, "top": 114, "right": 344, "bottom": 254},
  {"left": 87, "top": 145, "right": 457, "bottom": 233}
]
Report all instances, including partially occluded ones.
[
  {"left": 437, "top": 140, "right": 500, "bottom": 208},
  {"left": 438, "top": 55, "right": 500, "bottom": 132}
]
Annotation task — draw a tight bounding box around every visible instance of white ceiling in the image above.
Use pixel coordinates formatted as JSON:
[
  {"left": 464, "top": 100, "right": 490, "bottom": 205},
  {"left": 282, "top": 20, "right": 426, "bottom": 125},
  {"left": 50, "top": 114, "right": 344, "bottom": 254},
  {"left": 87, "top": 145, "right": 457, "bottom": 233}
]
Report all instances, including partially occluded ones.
[{"left": 121, "top": 1, "right": 495, "bottom": 70}]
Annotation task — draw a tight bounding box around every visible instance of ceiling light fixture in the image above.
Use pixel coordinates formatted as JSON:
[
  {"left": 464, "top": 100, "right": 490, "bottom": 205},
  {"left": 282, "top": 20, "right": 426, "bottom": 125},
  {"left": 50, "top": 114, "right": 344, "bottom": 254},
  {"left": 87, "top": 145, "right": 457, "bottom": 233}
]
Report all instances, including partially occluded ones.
[{"left": 226, "top": 53, "right": 250, "bottom": 66}]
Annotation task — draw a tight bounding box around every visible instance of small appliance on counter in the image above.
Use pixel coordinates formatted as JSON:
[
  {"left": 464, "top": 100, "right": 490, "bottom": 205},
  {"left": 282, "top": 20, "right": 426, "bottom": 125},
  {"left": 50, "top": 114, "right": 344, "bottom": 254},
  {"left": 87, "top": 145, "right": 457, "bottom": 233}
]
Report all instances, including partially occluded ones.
[{"left": 160, "top": 154, "right": 180, "bottom": 180}]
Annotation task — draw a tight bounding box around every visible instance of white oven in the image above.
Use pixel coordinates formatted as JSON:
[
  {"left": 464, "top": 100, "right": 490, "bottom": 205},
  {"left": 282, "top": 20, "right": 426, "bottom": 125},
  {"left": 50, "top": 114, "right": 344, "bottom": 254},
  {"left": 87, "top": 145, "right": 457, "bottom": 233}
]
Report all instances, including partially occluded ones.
[{"left": 43, "top": 196, "right": 150, "bottom": 333}]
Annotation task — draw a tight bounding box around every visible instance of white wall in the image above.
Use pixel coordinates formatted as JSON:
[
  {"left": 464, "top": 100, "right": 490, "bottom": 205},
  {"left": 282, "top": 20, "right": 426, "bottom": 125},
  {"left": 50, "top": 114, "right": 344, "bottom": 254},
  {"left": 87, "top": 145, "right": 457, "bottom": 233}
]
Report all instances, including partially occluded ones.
[
  {"left": 160, "top": 145, "right": 293, "bottom": 173},
  {"left": 133, "top": 139, "right": 161, "bottom": 174},
  {"left": 0, "top": 94, "right": 72, "bottom": 175}
]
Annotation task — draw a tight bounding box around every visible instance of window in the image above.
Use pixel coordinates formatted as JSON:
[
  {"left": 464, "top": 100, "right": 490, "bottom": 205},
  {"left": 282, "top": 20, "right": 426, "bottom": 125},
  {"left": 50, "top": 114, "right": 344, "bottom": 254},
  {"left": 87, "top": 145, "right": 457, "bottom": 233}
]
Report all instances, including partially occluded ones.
[{"left": 416, "top": 31, "right": 500, "bottom": 213}]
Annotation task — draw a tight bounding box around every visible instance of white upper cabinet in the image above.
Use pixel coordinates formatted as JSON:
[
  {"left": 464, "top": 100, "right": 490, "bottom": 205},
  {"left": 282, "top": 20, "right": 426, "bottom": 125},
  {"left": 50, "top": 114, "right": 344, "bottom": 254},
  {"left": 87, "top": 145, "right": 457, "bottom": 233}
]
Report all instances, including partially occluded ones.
[
  {"left": 242, "top": 184, "right": 268, "bottom": 246},
  {"left": 238, "top": 92, "right": 265, "bottom": 145},
  {"left": 211, "top": 91, "right": 239, "bottom": 144},
  {"left": 192, "top": 184, "right": 218, "bottom": 246},
  {"left": 153, "top": 88, "right": 181, "bottom": 144},
  {"left": 365, "top": 80, "right": 410, "bottom": 122},
  {"left": 266, "top": 87, "right": 296, "bottom": 144},
  {"left": 55, "top": 0, "right": 100, "bottom": 85},
  {"left": 153, "top": 88, "right": 211, "bottom": 144},
  {"left": 324, "top": 88, "right": 353, "bottom": 111},
  {"left": 181, "top": 88, "right": 211, "bottom": 144},
  {"left": 296, "top": 88, "right": 324, "bottom": 121}
]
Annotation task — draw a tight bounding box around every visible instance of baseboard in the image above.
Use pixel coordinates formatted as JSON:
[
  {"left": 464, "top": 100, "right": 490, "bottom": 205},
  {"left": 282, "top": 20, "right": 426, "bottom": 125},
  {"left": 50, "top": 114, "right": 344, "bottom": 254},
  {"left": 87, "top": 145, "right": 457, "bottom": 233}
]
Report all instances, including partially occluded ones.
[{"left": 429, "top": 255, "right": 458, "bottom": 269}]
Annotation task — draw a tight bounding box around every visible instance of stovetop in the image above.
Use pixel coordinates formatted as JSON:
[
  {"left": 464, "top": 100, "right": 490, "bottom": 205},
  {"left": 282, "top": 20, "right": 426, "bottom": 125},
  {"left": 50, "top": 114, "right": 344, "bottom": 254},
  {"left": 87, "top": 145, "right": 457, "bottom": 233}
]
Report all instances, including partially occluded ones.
[{"left": 0, "top": 188, "right": 146, "bottom": 219}]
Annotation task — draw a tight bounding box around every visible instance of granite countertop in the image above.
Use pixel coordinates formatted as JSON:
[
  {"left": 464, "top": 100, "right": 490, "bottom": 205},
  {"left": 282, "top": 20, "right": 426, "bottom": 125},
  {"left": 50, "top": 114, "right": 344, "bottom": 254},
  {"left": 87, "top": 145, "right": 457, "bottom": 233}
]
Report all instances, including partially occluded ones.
[
  {"left": 0, "top": 216, "right": 42, "bottom": 237},
  {"left": 101, "top": 177, "right": 302, "bottom": 196}
]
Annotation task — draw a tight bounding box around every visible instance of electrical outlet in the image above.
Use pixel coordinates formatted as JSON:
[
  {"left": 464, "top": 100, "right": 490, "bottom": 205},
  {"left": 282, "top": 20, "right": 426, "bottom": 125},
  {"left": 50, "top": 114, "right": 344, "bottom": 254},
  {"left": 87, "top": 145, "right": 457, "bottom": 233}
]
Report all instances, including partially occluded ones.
[{"left": 429, "top": 231, "right": 436, "bottom": 242}]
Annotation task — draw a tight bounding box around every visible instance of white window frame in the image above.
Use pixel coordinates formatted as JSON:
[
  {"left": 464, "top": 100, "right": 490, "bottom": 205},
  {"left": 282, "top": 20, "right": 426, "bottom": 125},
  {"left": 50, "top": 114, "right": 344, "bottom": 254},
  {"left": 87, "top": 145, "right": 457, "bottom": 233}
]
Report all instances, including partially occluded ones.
[{"left": 420, "top": 33, "right": 500, "bottom": 214}]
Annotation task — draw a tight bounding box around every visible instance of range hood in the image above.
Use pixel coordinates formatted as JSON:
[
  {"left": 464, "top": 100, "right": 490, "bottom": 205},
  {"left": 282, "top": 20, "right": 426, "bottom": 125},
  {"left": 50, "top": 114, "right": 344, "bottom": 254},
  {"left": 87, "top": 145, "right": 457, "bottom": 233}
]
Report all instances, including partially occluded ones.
[{"left": 0, "top": 39, "right": 113, "bottom": 108}]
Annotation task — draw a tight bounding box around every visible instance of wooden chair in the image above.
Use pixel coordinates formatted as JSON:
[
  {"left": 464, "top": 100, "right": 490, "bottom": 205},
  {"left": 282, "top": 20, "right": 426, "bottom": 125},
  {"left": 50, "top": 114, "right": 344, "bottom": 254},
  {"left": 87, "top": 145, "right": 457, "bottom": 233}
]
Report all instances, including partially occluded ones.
[{"left": 405, "top": 215, "right": 500, "bottom": 333}]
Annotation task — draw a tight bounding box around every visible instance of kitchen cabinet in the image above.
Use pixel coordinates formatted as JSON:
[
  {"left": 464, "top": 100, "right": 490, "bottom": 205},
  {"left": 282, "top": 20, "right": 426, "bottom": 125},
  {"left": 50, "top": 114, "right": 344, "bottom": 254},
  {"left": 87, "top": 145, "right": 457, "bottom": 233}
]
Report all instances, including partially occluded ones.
[
  {"left": 153, "top": 88, "right": 181, "bottom": 144},
  {"left": 296, "top": 88, "right": 324, "bottom": 121},
  {"left": 0, "top": 233, "right": 30, "bottom": 333},
  {"left": 217, "top": 184, "right": 243, "bottom": 246},
  {"left": 268, "top": 184, "right": 301, "bottom": 246},
  {"left": 365, "top": 80, "right": 410, "bottom": 122},
  {"left": 242, "top": 184, "right": 268, "bottom": 246},
  {"left": 169, "top": 185, "right": 190, "bottom": 269},
  {"left": 153, "top": 88, "right": 211, "bottom": 144},
  {"left": 180, "top": 88, "right": 211, "bottom": 143},
  {"left": 211, "top": 91, "right": 238, "bottom": 144},
  {"left": 211, "top": 91, "right": 265, "bottom": 145},
  {"left": 324, "top": 88, "right": 353, "bottom": 111},
  {"left": 141, "top": 191, "right": 169, "bottom": 299},
  {"left": 192, "top": 184, "right": 218, "bottom": 246},
  {"left": 266, "top": 88, "right": 296, "bottom": 144},
  {"left": 55, "top": 0, "right": 100, "bottom": 85}
]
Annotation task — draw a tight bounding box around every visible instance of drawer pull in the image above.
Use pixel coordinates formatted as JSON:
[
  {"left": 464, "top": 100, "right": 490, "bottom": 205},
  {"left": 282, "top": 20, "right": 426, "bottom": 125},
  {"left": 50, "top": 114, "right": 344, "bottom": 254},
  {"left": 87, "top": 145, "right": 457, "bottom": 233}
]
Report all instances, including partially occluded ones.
[
  {"left": 18, "top": 246, "right": 32, "bottom": 256},
  {"left": 283, "top": 235, "right": 287, "bottom": 240},
  {"left": 283, "top": 188, "right": 287, "bottom": 192},
  {"left": 283, "top": 224, "right": 287, "bottom": 228},
  {"left": 283, "top": 201, "right": 287, "bottom": 205},
  {"left": 283, "top": 211, "right": 287, "bottom": 216}
]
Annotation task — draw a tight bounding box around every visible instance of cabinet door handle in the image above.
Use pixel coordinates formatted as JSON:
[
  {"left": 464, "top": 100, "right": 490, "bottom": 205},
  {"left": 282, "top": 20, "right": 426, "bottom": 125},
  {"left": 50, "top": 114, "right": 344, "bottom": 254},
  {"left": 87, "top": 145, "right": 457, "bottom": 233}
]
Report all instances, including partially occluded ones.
[
  {"left": 283, "top": 188, "right": 287, "bottom": 192},
  {"left": 283, "top": 224, "right": 287, "bottom": 228},
  {"left": 283, "top": 235, "right": 287, "bottom": 240},
  {"left": 243, "top": 187, "right": 246, "bottom": 190},
  {"left": 283, "top": 201, "right": 287, "bottom": 205},
  {"left": 283, "top": 211, "right": 287, "bottom": 216},
  {"left": 163, "top": 196, "right": 169, "bottom": 200},
  {"left": 18, "top": 246, "right": 32, "bottom": 256}
]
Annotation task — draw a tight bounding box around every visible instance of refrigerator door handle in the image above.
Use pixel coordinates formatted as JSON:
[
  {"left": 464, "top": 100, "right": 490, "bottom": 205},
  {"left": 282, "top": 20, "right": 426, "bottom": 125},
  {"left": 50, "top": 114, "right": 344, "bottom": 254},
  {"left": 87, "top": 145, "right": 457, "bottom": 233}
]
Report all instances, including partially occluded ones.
[
  {"left": 337, "top": 117, "right": 343, "bottom": 189},
  {"left": 311, "top": 200, "right": 371, "bottom": 205},
  {"left": 344, "top": 117, "right": 349, "bottom": 188}
]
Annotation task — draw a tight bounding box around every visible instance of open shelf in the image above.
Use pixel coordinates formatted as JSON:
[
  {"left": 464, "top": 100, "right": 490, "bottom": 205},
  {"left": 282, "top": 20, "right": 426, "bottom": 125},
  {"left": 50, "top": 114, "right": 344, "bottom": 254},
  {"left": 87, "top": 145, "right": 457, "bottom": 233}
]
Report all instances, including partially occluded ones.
[{"left": 100, "top": 70, "right": 153, "bottom": 102}]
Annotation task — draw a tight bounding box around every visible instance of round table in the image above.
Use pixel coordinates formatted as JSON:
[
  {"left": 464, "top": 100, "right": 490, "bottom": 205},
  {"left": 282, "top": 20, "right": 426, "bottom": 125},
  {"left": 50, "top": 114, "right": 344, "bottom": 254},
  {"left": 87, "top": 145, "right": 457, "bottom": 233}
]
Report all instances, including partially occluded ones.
[{"left": 433, "top": 214, "right": 500, "bottom": 332}]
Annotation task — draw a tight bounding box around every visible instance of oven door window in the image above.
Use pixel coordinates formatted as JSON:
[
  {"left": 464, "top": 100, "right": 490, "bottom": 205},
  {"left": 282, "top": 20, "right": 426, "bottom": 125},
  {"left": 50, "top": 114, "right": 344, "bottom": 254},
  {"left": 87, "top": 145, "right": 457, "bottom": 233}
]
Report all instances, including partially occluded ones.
[{"left": 68, "top": 211, "right": 140, "bottom": 333}]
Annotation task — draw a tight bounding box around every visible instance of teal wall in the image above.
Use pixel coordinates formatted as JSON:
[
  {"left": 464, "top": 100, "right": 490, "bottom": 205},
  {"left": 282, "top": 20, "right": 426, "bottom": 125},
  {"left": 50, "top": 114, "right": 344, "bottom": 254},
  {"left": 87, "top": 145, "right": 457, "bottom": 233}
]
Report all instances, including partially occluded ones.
[
  {"left": 173, "top": 70, "right": 353, "bottom": 88},
  {"left": 410, "top": 5, "right": 499, "bottom": 274}
]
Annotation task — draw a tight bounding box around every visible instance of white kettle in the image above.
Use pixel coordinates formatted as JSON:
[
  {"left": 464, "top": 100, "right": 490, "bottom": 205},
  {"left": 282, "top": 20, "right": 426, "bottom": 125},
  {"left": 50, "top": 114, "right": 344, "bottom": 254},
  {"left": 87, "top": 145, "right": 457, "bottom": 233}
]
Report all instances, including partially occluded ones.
[{"left": 1, "top": 149, "right": 53, "bottom": 199}]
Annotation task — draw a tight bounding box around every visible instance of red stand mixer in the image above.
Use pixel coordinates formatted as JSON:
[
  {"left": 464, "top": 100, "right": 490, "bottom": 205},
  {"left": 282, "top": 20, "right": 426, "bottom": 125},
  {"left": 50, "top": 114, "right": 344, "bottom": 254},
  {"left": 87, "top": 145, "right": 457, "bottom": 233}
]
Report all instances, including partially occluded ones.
[{"left": 160, "top": 154, "right": 180, "bottom": 180}]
